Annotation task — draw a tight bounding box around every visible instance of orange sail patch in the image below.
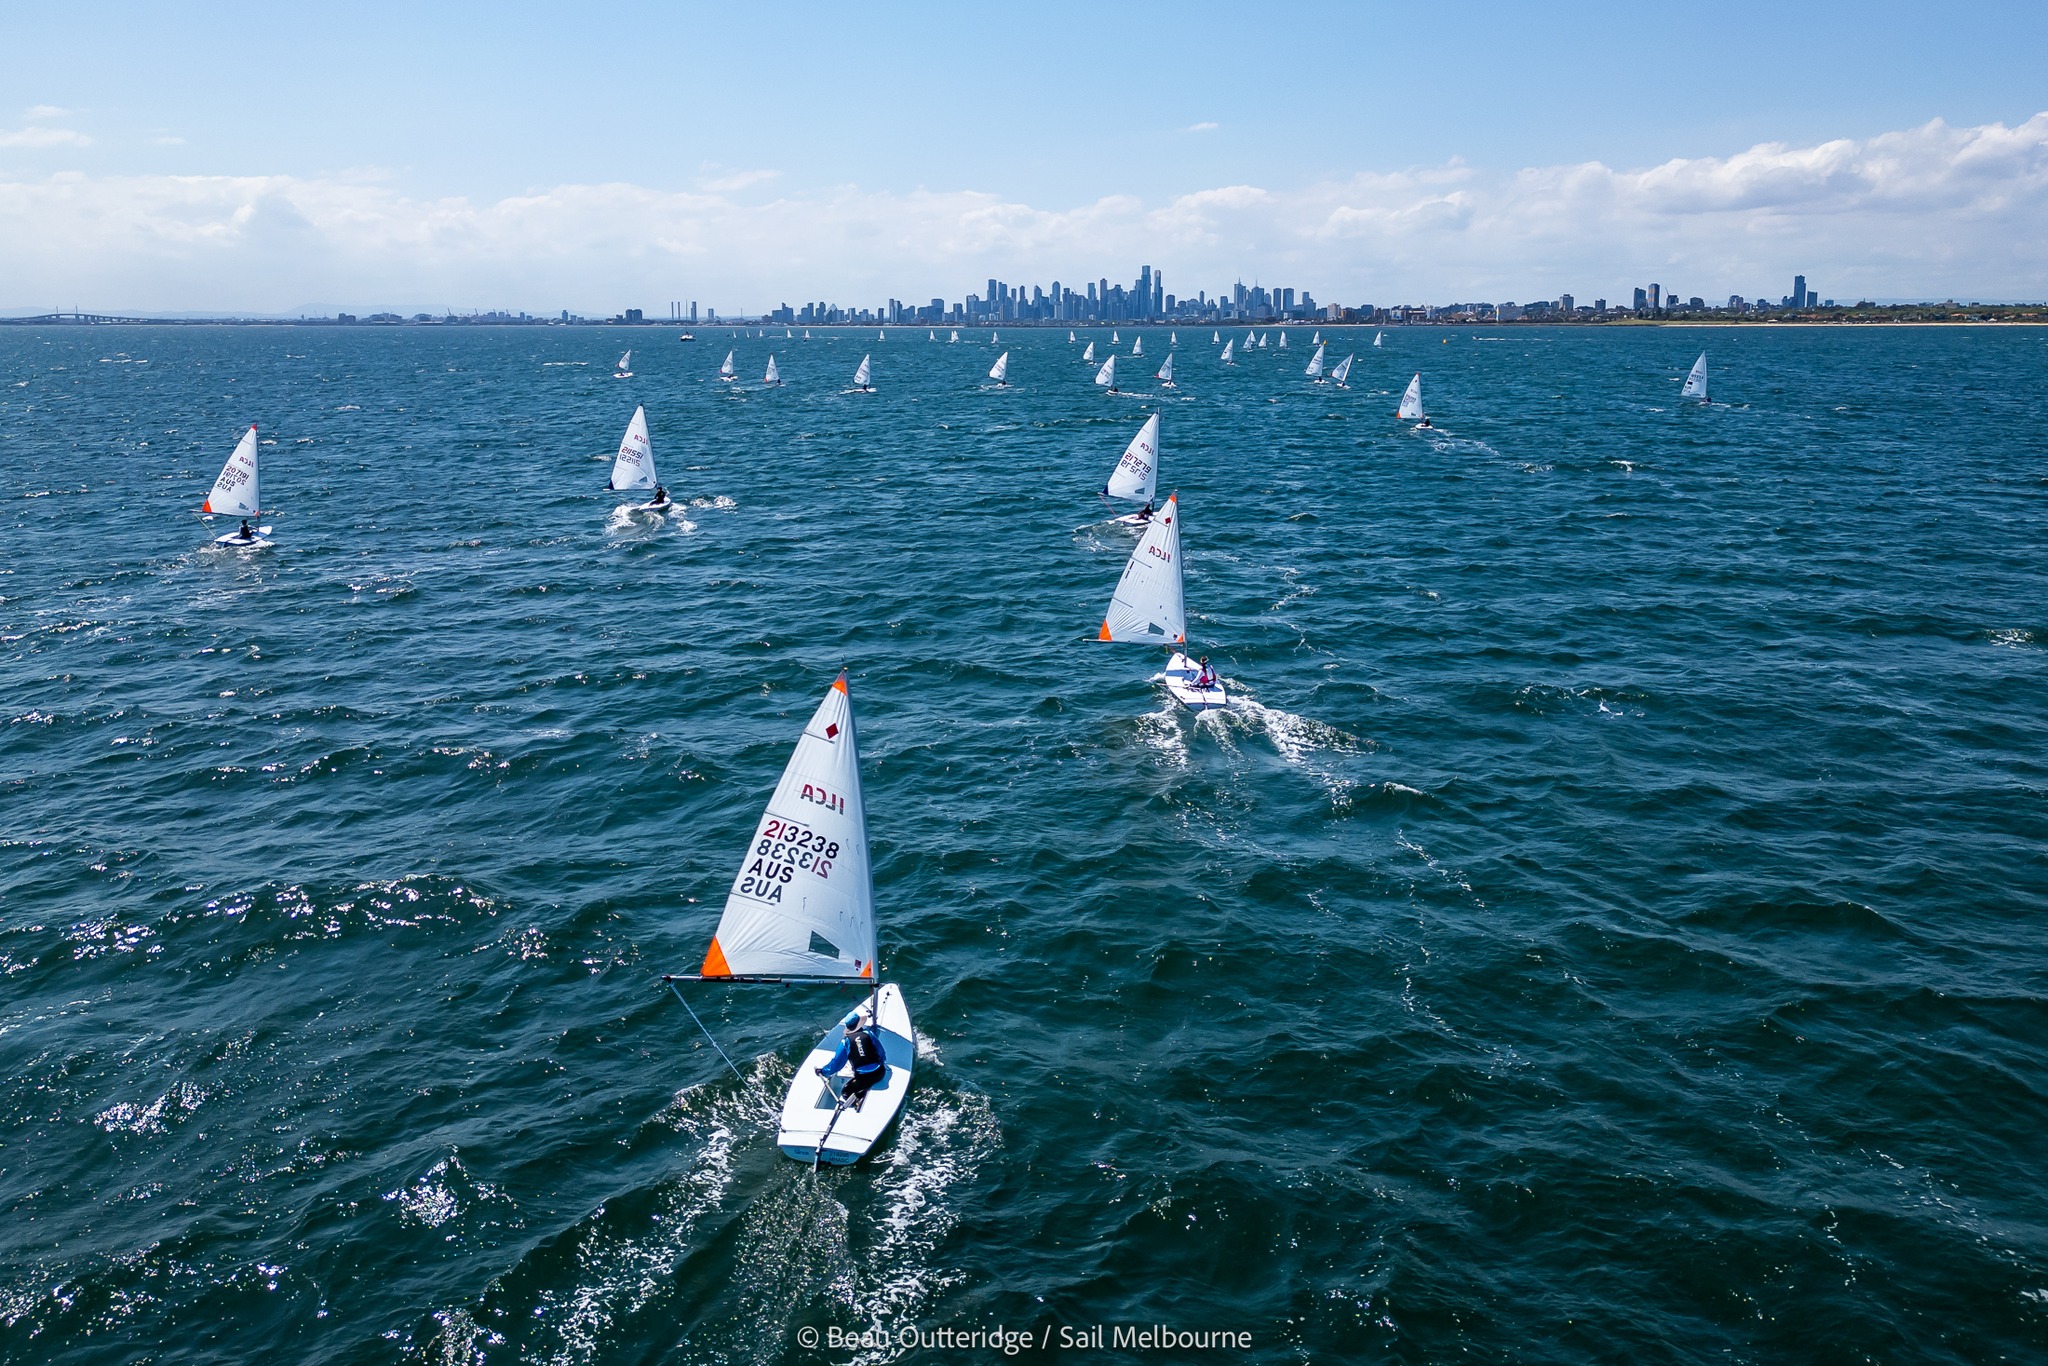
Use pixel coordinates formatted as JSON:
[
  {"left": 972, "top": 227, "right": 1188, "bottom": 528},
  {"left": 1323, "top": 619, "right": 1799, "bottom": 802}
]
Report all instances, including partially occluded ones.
[{"left": 700, "top": 937, "right": 733, "bottom": 978}]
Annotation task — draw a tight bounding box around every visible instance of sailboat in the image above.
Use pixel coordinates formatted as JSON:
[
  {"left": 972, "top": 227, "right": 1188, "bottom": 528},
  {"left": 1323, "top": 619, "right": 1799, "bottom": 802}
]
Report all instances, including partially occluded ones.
[
  {"left": 719, "top": 350, "right": 737, "bottom": 382},
  {"left": 1312, "top": 330, "right": 1321, "bottom": 344},
  {"left": 1331, "top": 354, "right": 1354, "bottom": 388},
  {"left": 1069, "top": 331, "right": 1077, "bottom": 343},
  {"left": 1681, "top": 352, "right": 1708, "bottom": 401},
  {"left": 1277, "top": 331, "right": 1288, "bottom": 349},
  {"left": 1397, "top": 374, "right": 1427, "bottom": 424},
  {"left": 1221, "top": 339, "right": 1236, "bottom": 364},
  {"left": 1373, "top": 330, "right": 1384, "bottom": 348},
  {"left": 1096, "top": 494, "right": 1224, "bottom": 710},
  {"left": 764, "top": 355, "right": 781, "bottom": 387},
  {"left": 671, "top": 672, "right": 912, "bottom": 1166},
  {"left": 805, "top": 330, "right": 812, "bottom": 339},
  {"left": 607, "top": 405, "right": 671, "bottom": 513},
  {"left": 988, "top": 351, "right": 1010, "bottom": 387},
  {"left": 1082, "top": 341, "right": 1096, "bottom": 363},
  {"left": 949, "top": 330, "right": 959, "bottom": 343},
  {"left": 851, "top": 354, "right": 874, "bottom": 392},
  {"left": 1157, "top": 353, "right": 1176, "bottom": 389},
  {"left": 1171, "top": 331, "right": 1178, "bottom": 344},
  {"left": 991, "top": 330, "right": 999, "bottom": 343},
  {"left": 1257, "top": 333, "right": 1268, "bottom": 349},
  {"left": 929, "top": 330, "right": 936, "bottom": 341},
  {"left": 1132, "top": 336, "right": 1143, "bottom": 357},
  {"left": 1101, "top": 413, "right": 1159, "bottom": 526},
  {"left": 1212, "top": 331, "right": 1220, "bottom": 344},
  {"left": 1305, "top": 342, "right": 1326, "bottom": 382},
  {"left": 202, "top": 424, "right": 271, "bottom": 547},
  {"left": 614, "top": 350, "right": 633, "bottom": 379},
  {"left": 1244, "top": 329, "right": 1255, "bottom": 348},
  {"left": 878, "top": 329, "right": 886, "bottom": 340},
  {"left": 786, "top": 329, "right": 793, "bottom": 338},
  {"left": 1112, "top": 330, "right": 1120, "bottom": 344},
  {"left": 1094, "top": 353, "right": 1118, "bottom": 393}
]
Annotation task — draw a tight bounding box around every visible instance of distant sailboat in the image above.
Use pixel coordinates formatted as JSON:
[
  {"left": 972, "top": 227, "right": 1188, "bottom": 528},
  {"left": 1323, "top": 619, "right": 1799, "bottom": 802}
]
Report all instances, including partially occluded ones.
[
  {"left": 1132, "top": 336, "right": 1144, "bottom": 357},
  {"left": 1305, "top": 342, "right": 1326, "bottom": 382},
  {"left": 1221, "top": 339, "right": 1236, "bottom": 364},
  {"left": 949, "top": 330, "right": 959, "bottom": 343},
  {"left": 805, "top": 330, "right": 813, "bottom": 339},
  {"left": 786, "top": 329, "right": 793, "bottom": 338},
  {"left": 878, "top": 329, "right": 886, "bottom": 340},
  {"left": 1397, "top": 373, "right": 1426, "bottom": 423},
  {"left": 991, "top": 330, "right": 999, "bottom": 343},
  {"left": 1331, "top": 354, "right": 1354, "bottom": 388},
  {"left": 1257, "top": 333, "right": 1268, "bottom": 349},
  {"left": 1277, "top": 331, "right": 1288, "bottom": 349},
  {"left": 1157, "top": 352, "right": 1176, "bottom": 388},
  {"left": 1681, "top": 352, "right": 1708, "bottom": 401},
  {"left": 615, "top": 350, "right": 633, "bottom": 379},
  {"left": 1101, "top": 412, "right": 1160, "bottom": 524},
  {"left": 1069, "top": 330, "right": 1077, "bottom": 343},
  {"left": 202, "top": 424, "right": 271, "bottom": 547},
  {"left": 988, "top": 351, "right": 1010, "bottom": 387},
  {"left": 851, "top": 354, "right": 874, "bottom": 392},
  {"left": 1312, "top": 330, "right": 1321, "bottom": 344},
  {"left": 1244, "top": 329, "right": 1255, "bottom": 348},
  {"left": 1096, "top": 494, "right": 1224, "bottom": 711},
  {"left": 1095, "top": 353, "right": 1118, "bottom": 393},
  {"left": 669, "top": 671, "right": 913, "bottom": 1166},
  {"left": 764, "top": 355, "right": 781, "bottom": 386},
  {"left": 719, "top": 350, "right": 737, "bottom": 382},
  {"left": 1372, "top": 330, "right": 1383, "bottom": 348},
  {"left": 608, "top": 405, "right": 671, "bottom": 512},
  {"left": 1082, "top": 341, "right": 1097, "bottom": 362},
  {"left": 1212, "top": 331, "right": 1220, "bottom": 344},
  {"left": 1112, "top": 330, "right": 1120, "bottom": 344},
  {"left": 929, "top": 330, "right": 936, "bottom": 340},
  {"left": 1170, "top": 331, "right": 1178, "bottom": 344}
]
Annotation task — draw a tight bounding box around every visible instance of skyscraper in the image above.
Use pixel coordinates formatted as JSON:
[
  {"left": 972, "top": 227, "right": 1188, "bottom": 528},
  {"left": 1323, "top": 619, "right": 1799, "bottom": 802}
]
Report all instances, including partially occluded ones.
[{"left": 1793, "top": 274, "right": 1807, "bottom": 309}]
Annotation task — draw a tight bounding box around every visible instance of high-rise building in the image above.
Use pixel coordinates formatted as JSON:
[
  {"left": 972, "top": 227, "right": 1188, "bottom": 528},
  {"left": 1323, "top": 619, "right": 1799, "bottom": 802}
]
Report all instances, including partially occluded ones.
[
  {"left": 1559, "top": 293, "right": 1574, "bottom": 312},
  {"left": 1152, "top": 267, "right": 1163, "bottom": 318},
  {"left": 1633, "top": 287, "right": 1648, "bottom": 311},
  {"left": 1793, "top": 275, "right": 1807, "bottom": 309},
  {"left": 1648, "top": 283, "right": 1662, "bottom": 310}
]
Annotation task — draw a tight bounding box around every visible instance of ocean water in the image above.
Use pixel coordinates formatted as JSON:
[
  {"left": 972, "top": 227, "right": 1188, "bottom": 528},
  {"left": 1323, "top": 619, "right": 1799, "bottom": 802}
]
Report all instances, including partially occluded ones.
[{"left": 2, "top": 322, "right": 2045, "bottom": 1364}]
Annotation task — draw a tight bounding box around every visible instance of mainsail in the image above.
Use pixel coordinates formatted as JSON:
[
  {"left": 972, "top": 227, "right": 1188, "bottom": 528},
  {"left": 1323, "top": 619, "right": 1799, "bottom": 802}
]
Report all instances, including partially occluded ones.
[
  {"left": 1373, "top": 330, "right": 1384, "bottom": 348},
  {"left": 1132, "top": 336, "right": 1143, "bottom": 356},
  {"left": 764, "top": 355, "right": 781, "bottom": 385},
  {"left": 1105, "top": 413, "right": 1160, "bottom": 504},
  {"left": 608, "top": 406, "right": 656, "bottom": 490},
  {"left": 1157, "top": 352, "right": 1175, "bottom": 384},
  {"left": 1397, "top": 374, "right": 1425, "bottom": 420},
  {"left": 719, "top": 351, "right": 736, "bottom": 379},
  {"left": 1098, "top": 494, "right": 1185, "bottom": 643},
  {"left": 1094, "top": 354, "right": 1117, "bottom": 388},
  {"left": 1681, "top": 352, "right": 1708, "bottom": 401},
  {"left": 989, "top": 351, "right": 1010, "bottom": 383},
  {"left": 1305, "top": 342, "right": 1326, "bottom": 379},
  {"left": 852, "top": 354, "right": 873, "bottom": 388},
  {"left": 203, "top": 425, "right": 261, "bottom": 516},
  {"left": 699, "top": 674, "right": 876, "bottom": 980},
  {"left": 1083, "top": 342, "right": 1096, "bottom": 362},
  {"left": 1221, "top": 340, "right": 1235, "bottom": 363},
  {"left": 1331, "top": 354, "right": 1354, "bottom": 387}
]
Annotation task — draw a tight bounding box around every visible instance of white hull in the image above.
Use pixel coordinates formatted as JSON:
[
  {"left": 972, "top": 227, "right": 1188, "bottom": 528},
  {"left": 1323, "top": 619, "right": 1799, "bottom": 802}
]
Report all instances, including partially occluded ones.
[
  {"left": 1163, "top": 652, "right": 1227, "bottom": 711},
  {"left": 211, "top": 526, "right": 274, "bottom": 549},
  {"left": 777, "top": 983, "right": 914, "bottom": 1165},
  {"left": 1110, "top": 510, "right": 1153, "bottom": 528}
]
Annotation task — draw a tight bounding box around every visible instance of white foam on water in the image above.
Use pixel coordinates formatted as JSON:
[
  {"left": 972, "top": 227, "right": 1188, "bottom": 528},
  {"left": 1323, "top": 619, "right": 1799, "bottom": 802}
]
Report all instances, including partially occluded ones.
[{"left": 1134, "top": 694, "right": 1191, "bottom": 770}]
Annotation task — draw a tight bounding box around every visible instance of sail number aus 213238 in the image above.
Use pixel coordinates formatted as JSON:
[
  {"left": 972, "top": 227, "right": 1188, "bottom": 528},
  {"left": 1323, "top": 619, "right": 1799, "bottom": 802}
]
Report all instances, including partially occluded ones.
[{"left": 737, "top": 817, "right": 841, "bottom": 904}]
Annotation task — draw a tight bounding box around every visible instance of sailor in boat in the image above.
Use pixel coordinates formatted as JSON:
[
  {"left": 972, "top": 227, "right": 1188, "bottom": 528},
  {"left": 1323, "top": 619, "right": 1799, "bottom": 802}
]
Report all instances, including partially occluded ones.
[
  {"left": 1195, "top": 656, "right": 1217, "bottom": 691},
  {"left": 650, "top": 485, "right": 671, "bottom": 508},
  {"left": 1135, "top": 500, "right": 1155, "bottom": 523},
  {"left": 817, "top": 1010, "right": 887, "bottom": 1110},
  {"left": 1416, "top": 416, "right": 1434, "bottom": 430},
  {"left": 237, "top": 519, "right": 255, "bottom": 541}
]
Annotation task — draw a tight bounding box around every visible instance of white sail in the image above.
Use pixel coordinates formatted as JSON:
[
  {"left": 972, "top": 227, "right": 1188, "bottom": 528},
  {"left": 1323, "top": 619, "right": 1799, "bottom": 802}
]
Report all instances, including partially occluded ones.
[
  {"left": 1373, "top": 330, "right": 1383, "bottom": 347},
  {"left": 1212, "top": 331, "right": 1220, "bottom": 343},
  {"left": 1094, "top": 354, "right": 1117, "bottom": 388},
  {"left": 1245, "top": 330, "right": 1255, "bottom": 347},
  {"left": 1221, "top": 340, "right": 1235, "bottom": 363},
  {"left": 617, "top": 350, "right": 632, "bottom": 372},
  {"left": 720, "top": 350, "right": 736, "bottom": 378},
  {"left": 1105, "top": 413, "right": 1160, "bottom": 503},
  {"left": 1277, "top": 331, "right": 1288, "bottom": 349},
  {"left": 1132, "top": 336, "right": 1143, "bottom": 356},
  {"left": 878, "top": 329, "right": 886, "bottom": 340},
  {"left": 203, "top": 425, "right": 261, "bottom": 516},
  {"left": 608, "top": 405, "right": 656, "bottom": 490},
  {"left": 1112, "top": 330, "right": 1120, "bottom": 343},
  {"left": 1305, "top": 342, "right": 1326, "bottom": 378},
  {"left": 1331, "top": 354, "right": 1354, "bottom": 386},
  {"left": 1157, "top": 352, "right": 1175, "bottom": 383},
  {"left": 991, "top": 331, "right": 999, "bottom": 343},
  {"left": 699, "top": 673, "right": 876, "bottom": 981},
  {"left": 1681, "top": 352, "right": 1708, "bottom": 400},
  {"left": 1258, "top": 333, "right": 1268, "bottom": 349},
  {"left": 1312, "top": 331, "right": 1321, "bottom": 344},
  {"left": 764, "top": 355, "right": 780, "bottom": 385},
  {"left": 805, "top": 330, "right": 812, "bottom": 338},
  {"left": 1082, "top": 342, "right": 1096, "bottom": 362},
  {"left": 929, "top": 330, "right": 935, "bottom": 340},
  {"left": 1069, "top": 331, "right": 1077, "bottom": 342},
  {"left": 949, "top": 330, "right": 959, "bottom": 343},
  {"left": 1171, "top": 331, "right": 1177, "bottom": 344},
  {"left": 786, "top": 329, "right": 792, "bottom": 338},
  {"left": 853, "top": 354, "right": 872, "bottom": 388},
  {"left": 989, "top": 351, "right": 1010, "bottom": 383},
  {"left": 1098, "top": 494, "right": 1185, "bottom": 644},
  {"left": 1397, "top": 374, "right": 1425, "bottom": 420}
]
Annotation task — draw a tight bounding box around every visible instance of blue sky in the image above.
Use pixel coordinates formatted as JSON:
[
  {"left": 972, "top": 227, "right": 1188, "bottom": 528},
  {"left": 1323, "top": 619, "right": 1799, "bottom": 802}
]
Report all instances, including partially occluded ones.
[{"left": 4, "top": 2, "right": 2047, "bottom": 312}]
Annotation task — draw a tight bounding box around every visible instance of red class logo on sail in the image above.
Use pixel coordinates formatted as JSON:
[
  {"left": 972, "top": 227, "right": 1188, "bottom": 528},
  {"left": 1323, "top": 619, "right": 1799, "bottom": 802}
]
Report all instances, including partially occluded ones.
[{"left": 800, "top": 783, "right": 845, "bottom": 815}]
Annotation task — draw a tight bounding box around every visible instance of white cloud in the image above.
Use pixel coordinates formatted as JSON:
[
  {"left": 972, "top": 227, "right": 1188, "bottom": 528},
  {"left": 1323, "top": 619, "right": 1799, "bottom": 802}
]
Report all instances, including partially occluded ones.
[
  {"left": 2, "top": 113, "right": 2045, "bottom": 312},
  {"left": 0, "top": 125, "right": 92, "bottom": 149},
  {"left": 1185, "top": 122, "right": 1219, "bottom": 133}
]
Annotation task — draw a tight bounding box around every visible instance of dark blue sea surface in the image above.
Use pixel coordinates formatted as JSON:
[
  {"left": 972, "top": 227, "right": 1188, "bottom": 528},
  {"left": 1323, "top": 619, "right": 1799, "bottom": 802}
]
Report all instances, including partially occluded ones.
[{"left": 2, "top": 322, "right": 2045, "bottom": 1364}]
